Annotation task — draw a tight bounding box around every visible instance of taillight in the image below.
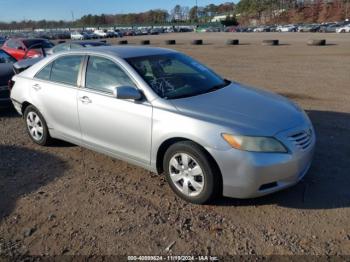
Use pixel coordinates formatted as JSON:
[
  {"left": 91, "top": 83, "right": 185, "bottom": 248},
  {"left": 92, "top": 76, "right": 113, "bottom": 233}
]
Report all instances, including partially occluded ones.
[{"left": 8, "top": 79, "right": 15, "bottom": 91}]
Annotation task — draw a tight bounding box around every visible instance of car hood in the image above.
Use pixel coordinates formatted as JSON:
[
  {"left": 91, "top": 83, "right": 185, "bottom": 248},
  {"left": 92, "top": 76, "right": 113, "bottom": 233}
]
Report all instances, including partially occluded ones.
[{"left": 170, "top": 82, "right": 308, "bottom": 136}]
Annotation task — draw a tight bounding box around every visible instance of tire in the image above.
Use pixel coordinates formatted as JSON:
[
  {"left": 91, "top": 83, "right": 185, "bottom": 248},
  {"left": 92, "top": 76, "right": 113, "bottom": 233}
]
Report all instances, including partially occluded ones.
[
  {"left": 191, "top": 39, "right": 203, "bottom": 45},
  {"left": 140, "top": 40, "right": 150, "bottom": 45},
  {"left": 307, "top": 39, "right": 326, "bottom": 46},
  {"left": 24, "top": 105, "right": 52, "bottom": 146},
  {"left": 226, "top": 39, "right": 239, "bottom": 45},
  {"left": 118, "top": 40, "right": 128, "bottom": 45},
  {"left": 262, "top": 39, "right": 279, "bottom": 46},
  {"left": 163, "top": 141, "right": 220, "bottom": 204},
  {"left": 165, "top": 40, "right": 176, "bottom": 45}
]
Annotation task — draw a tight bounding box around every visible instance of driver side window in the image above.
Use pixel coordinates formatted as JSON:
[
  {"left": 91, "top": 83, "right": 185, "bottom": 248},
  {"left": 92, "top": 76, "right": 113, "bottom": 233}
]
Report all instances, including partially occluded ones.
[{"left": 85, "top": 56, "right": 136, "bottom": 94}]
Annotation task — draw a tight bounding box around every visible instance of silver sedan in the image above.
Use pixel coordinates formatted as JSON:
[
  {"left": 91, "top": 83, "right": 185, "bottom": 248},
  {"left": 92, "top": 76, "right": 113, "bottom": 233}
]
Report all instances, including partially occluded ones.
[{"left": 10, "top": 46, "right": 315, "bottom": 204}]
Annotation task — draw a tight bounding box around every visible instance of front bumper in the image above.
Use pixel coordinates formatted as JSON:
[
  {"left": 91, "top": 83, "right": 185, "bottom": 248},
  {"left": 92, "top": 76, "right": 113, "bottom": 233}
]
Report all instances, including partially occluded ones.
[{"left": 208, "top": 125, "right": 316, "bottom": 199}]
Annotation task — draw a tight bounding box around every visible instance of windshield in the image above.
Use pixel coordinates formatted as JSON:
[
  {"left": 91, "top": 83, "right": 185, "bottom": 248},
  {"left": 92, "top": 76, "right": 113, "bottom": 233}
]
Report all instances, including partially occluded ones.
[
  {"left": 23, "top": 39, "right": 54, "bottom": 49},
  {"left": 126, "top": 53, "right": 230, "bottom": 99}
]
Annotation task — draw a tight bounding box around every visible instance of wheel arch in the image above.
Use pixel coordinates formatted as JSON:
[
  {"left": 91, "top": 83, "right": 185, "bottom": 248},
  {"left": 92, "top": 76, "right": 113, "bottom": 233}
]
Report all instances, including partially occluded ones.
[
  {"left": 21, "top": 101, "right": 32, "bottom": 115},
  {"left": 155, "top": 137, "right": 223, "bottom": 194}
]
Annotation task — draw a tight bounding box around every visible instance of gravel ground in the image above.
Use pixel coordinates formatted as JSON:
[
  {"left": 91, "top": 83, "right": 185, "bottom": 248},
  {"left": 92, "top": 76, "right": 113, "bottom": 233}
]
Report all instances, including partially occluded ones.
[{"left": 1, "top": 32, "right": 350, "bottom": 258}]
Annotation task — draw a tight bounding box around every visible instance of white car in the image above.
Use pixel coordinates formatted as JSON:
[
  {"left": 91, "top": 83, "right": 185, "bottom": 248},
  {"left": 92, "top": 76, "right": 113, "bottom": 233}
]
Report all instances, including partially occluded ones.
[
  {"left": 277, "top": 25, "right": 297, "bottom": 32},
  {"left": 94, "top": 30, "right": 107, "bottom": 38},
  {"left": 70, "top": 31, "right": 84, "bottom": 40},
  {"left": 336, "top": 24, "right": 350, "bottom": 33}
]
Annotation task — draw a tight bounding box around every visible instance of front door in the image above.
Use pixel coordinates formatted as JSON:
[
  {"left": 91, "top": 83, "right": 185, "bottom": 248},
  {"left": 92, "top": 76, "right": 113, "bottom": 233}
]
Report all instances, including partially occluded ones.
[{"left": 77, "top": 55, "right": 152, "bottom": 164}]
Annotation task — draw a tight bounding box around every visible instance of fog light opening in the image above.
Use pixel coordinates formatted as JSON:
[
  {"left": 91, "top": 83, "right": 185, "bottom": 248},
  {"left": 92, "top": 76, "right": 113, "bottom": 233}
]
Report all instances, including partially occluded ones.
[{"left": 259, "top": 182, "right": 278, "bottom": 191}]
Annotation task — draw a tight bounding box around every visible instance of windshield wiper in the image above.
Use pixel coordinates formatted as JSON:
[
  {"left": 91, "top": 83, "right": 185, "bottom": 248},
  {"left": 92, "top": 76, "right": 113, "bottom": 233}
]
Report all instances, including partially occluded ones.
[{"left": 204, "top": 79, "right": 231, "bottom": 94}]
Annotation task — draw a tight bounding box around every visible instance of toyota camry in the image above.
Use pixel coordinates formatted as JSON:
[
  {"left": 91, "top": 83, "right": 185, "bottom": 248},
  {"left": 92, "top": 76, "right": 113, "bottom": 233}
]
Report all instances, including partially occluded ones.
[{"left": 10, "top": 46, "right": 316, "bottom": 204}]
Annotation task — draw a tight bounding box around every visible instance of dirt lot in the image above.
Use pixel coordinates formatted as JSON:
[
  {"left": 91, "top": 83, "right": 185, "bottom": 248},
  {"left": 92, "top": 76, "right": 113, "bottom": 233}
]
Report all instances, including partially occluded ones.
[{"left": 1, "top": 32, "right": 350, "bottom": 258}]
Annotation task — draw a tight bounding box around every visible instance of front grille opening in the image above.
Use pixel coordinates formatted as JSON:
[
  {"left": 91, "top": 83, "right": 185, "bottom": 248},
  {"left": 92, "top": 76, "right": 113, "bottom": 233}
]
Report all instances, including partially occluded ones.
[{"left": 259, "top": 182, "right": 278, "bottom": 191}]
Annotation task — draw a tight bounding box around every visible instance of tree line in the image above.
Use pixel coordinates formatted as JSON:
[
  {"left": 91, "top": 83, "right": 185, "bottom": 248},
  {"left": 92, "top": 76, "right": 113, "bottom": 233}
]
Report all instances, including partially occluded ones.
[
  {"left": 0, "top": 3, "right": 236, "bottom": 30},
  {"left": 0, "top": 0, "right": 349, "bottom": 30}
]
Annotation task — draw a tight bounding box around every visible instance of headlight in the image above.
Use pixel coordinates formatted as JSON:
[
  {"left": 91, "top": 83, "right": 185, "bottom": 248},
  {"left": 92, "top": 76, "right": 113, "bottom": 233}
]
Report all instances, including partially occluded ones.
[{"left": 222, "top": 134, "right": 288, "bottom": 153}]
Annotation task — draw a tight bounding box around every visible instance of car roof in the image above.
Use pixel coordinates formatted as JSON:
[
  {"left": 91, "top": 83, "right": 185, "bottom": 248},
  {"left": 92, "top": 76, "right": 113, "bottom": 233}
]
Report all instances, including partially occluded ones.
[{"left": 81, "top": 45, "right": 178, "bottom": 59}]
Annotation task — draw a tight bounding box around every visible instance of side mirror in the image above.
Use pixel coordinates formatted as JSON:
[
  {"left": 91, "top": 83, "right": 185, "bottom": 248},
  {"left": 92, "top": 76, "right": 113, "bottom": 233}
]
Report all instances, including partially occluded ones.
[
  {"left": 113, "top": 86, "right": 142, "bottom": 100},
  {"left": 17, "top": 46, "right": 24, "bottom": 51}
]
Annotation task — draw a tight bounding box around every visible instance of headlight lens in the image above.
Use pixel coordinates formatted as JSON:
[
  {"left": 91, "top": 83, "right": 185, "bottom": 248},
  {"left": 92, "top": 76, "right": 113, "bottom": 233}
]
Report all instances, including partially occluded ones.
[{"left": 222, "top": 134, "right": 287, "bottom": 153}]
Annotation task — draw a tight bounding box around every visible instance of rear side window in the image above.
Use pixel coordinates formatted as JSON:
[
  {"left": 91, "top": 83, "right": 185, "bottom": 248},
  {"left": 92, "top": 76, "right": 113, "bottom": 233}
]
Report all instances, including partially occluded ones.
[
  {"left": 36, "top": 63, "right": 52, "bottom": 80},
  {"left": 85, "top": 56, "right": 135, "bottom": 94},
  {"left": 50, "top": 55, "right": 83, "bottom": 86}
]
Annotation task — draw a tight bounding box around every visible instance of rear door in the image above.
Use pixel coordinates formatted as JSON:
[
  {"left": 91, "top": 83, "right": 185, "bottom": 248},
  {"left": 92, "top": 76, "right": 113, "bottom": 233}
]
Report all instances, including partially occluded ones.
[{"left": 30, "top": 55, "right": 84, "bottom": 143}]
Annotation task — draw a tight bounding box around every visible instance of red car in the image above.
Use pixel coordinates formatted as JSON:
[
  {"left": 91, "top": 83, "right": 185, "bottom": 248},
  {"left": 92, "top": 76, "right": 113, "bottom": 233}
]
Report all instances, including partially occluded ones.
[{"left": 2, "top": 38, "right": 54, "bottom": 60}]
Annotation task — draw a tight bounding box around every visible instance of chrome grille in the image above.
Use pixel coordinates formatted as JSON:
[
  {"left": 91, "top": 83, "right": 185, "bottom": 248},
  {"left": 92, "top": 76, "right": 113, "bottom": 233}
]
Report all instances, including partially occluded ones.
[{"left": 288, "top": 129, "right": 313, "bottom": 150}]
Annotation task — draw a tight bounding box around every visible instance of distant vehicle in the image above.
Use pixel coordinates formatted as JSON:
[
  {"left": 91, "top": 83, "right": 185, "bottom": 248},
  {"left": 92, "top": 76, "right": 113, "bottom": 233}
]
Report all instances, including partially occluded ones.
[
  {"left": 336, "top": 24, "right": 350, "bottom": 33},
  {"left": 94, "top": 30, "right": 107, "bottom": 38},
  {"left": 277, "top": 25, "right": 297, "bottom": 32},
  {"left": 47, "top": 41, "right": 109, "bottom": 55},
  {"left": 107, "top": 30, "right": 123, "bottom": 38},
  {"left": 2, "top": 38, "right": 54, "bottom": 60},
  {"left": 71, "top": 31, "right": 86, "bottom": 40},
  {"left": 254, "top": 26, "right": 271, "bottom": 32},
  {"left": 299, "top": 24, "right": 320, "bottom": 32},
  {"left": 0, "top": 49, "right": 16, "bottom": 107},
  {"left": 10, "top": 46, "right": 315, "bottom": 204},
  {"left": 319, "top": 24, "right": 338, "bottom": 33},
  {"left": 0, "top": 36, "right": 6, "bottom": 47}
]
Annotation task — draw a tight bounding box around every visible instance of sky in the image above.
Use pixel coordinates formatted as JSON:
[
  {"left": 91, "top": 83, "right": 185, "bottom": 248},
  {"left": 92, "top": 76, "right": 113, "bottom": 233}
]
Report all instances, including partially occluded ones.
[{"left": 0, "top": 0, "right": 239, "bottom": 22}]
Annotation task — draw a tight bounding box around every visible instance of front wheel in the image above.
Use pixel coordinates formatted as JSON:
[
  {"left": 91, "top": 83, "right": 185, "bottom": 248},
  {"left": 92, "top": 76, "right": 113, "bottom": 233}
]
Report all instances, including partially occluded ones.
[
  {"left": 163, "top": 141, "right": 221, "bottom": 204},
  {"left": 24, "top": 105, "right": 52, "bottom": 146}
]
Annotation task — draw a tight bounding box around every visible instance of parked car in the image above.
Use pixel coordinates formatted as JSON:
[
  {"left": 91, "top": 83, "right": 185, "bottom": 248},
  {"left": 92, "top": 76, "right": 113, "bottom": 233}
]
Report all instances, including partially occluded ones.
[
  {"left": 94, "top": 30, "right": 107, "bottom": 38},
  {"left": 0, "top": 36, "right": 6, "bottom": 47},
  {"left": 10, "top": 46, "right": 315, "bottom": 204},
  {"left": 254, "top": 26, "right": 271, "bottom": 32},
  {"left": 277, "top": 25, "right": 297, "bottom": 32},
  {"left": 0, "top": 49, "right": 16, "bottom": 107},
  {"left": 71, "top": 31, "right": 86, "bottom": 40},
  {"left": 47, "top": 41, "right": 109, "bottom": 55},
  {"left": 2, "top": 38, "right": 54, "bottom": 60},
  {"left": 319, "top": 24, "right": 338, "bottom": 33},
  {"left": 298, "top": 24, "right": 320, "bottom": 32},
  {"left": 336, "top": 24, "right": 350, "bottom": 33}
]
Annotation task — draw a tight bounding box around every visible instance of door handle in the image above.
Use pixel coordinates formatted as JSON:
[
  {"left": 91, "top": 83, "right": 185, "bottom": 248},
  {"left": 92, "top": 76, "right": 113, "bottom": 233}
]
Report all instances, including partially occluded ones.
[
  {"left": 32, "top": 84, "right": 41, "bottom": 91},
  {"left": 79, "top": 96, "right": 92, "bottom": 104}
]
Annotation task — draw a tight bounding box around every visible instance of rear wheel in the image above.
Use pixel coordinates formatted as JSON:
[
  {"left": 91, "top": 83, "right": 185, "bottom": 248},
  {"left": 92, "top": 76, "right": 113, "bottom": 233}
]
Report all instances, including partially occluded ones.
[
  {"left": 24, "top": 105, "right": 52, "bottom": 146},
  {"left": 163, "top": 141, "right": 220, "bottom": 204}
]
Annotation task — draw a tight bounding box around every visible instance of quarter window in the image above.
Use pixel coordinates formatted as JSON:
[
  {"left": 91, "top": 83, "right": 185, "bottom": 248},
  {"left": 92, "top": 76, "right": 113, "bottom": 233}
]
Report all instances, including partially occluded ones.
[
  {"left": 50, "top": 55, "right": 83, "bottom": 86},
  {"left": 35, "top": 63, "right": 52, "bottom": 80},
  {"left": 85, "top": 56, "right": 135, "bottom": 94}
]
